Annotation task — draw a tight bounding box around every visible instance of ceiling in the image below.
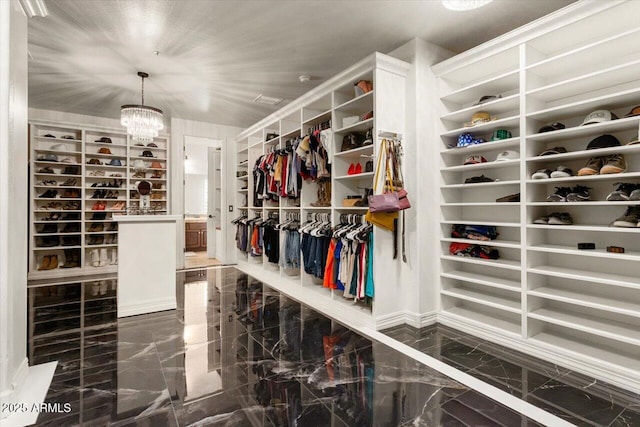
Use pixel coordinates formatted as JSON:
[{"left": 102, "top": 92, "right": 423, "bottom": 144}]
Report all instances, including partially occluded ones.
[{"left": 27, "top": 0, "right": 576, "bottom": 129}]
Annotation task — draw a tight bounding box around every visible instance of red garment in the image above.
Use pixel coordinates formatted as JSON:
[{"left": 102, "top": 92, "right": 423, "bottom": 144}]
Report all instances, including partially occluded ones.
[
  {"left": 280, "top": 155, "right": 288, "bottom": 197},
  {"left": 323, "top": 238, "right": 337, "bottom": 289}
]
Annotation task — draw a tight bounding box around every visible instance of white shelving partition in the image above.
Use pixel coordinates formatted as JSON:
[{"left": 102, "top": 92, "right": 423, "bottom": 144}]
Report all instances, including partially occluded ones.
[
  {"left": 232, "top": 52, "right": 409, "bottom": 329},
  {"left": 29, "top": 120, "right": 170, "bottom": 279},
  {"left": 433, "top": 0, "right": 640, "bottom": 392}
]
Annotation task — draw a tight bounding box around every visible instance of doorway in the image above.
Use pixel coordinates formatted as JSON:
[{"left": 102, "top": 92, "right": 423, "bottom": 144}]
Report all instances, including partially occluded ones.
[{"left": 183, "top": 136, "right": 223, "bottom": 269}]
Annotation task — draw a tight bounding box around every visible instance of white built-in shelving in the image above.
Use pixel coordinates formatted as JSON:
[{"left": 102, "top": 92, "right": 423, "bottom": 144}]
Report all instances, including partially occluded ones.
[
  {"left": 433, "top": 0, "right": 640, "bottom": 393},
  {"left": 233, "top": 52, "right": 409, "bottom": 329},
  {"left": 29, "top": 121, "right": 170, "bottom": 279}
]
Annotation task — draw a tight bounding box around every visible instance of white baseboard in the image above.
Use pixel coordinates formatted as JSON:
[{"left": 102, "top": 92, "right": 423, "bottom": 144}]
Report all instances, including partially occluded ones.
[
  {"left": 420, "top": 312, "right": 438, "bottom": 327},
  {"left": 438, "top": 312, "right": 640, "bottom": 394},
  {"left": 375, "top": 311, "right": 408, "bottom": 329},
  {"left": 117, "top": 298, "right": 177, "bottom": 318}
]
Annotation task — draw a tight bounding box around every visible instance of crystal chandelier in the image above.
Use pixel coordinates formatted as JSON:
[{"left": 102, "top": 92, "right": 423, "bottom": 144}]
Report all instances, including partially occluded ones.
[
  {"left": 442, "top": 0, "right": 493, "bottom": 11},
  {"left": 121, "top": 72, "right": 164, "bottom": 143}
]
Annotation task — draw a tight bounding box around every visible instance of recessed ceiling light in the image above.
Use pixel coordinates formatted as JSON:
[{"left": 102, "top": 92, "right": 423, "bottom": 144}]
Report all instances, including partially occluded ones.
[
  {"left": 299, "top": 75, "right": 311, "bottom": 83},
  {"left": 252, "top": 94, "right": 284, "bottom": 106},
  {"left": 442, "top": 0, "right": 493, "bottom": 11}
]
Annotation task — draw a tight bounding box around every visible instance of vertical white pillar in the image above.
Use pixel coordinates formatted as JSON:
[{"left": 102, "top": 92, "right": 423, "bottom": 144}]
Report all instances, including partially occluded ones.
[{"left": 0, "top": 0, "right": 29, "bottom": 416}]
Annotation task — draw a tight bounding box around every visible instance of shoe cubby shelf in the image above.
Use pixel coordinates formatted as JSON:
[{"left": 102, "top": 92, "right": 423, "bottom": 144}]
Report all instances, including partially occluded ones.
[
  {"left": 434, "top": 0, "right": 640, "bottom": 392},
  {"left": 234, "top": 52, "right": 409, "bottom": 328},
  {"left": 29, "top": 122, "right": 170, "bottom": 279}
]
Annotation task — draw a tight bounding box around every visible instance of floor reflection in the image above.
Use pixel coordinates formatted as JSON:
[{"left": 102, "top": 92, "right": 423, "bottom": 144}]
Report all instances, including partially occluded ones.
[{"left": 29, "top": 267, "right": 550, "bottom": 426}]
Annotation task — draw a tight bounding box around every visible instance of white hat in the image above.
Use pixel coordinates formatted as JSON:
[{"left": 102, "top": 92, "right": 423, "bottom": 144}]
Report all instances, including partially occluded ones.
[
  {"left": 495, "top": 150, "right": 519, "bottom": 162},
  {"left": 580, "top": 110, "right": 618, "bottom": 126}
]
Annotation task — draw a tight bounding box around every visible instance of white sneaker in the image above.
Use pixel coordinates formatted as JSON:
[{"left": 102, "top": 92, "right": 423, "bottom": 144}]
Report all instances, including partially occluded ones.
[
  {"left": 90, "top": 249, "right": 100, "bottom": 267},
  {"left": 99, "top": 248, "right": 108, "bottom": 267}
]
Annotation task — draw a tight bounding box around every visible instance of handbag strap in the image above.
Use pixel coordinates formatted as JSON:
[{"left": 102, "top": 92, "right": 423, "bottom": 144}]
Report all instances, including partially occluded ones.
[{"left": 373, "top": 138, "right": 387, "bottom": 194}]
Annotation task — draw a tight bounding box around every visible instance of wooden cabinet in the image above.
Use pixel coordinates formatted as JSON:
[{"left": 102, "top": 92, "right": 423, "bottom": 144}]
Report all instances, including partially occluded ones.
[{"left": 185, "top": 221, "right": 207, "bottom": 251}]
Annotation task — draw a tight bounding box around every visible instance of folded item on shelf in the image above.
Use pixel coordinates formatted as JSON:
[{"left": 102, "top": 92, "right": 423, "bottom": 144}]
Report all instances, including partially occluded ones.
[{"left": 449, "top": 242, "right": 499, "bottom": 259}]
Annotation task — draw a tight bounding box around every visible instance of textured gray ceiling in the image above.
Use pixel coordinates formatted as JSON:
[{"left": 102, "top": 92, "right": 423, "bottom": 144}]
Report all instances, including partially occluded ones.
[{"left": 27, "top": 0, "right": 575, "bottom": 128}]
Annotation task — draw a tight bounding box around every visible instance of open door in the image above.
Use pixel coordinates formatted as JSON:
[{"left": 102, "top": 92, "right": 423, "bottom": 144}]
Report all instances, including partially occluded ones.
[{"left": 207, "top": 146, "right": 221, "bottom": 259}]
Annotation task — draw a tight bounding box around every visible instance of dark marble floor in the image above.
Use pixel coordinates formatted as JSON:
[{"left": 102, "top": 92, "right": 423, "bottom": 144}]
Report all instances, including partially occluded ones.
[
  {"left": 29, "top": 267, "right": 547, "bottom": 426},
  {"left": 382, "top": 324, "right": 640, "bottom": 427}
]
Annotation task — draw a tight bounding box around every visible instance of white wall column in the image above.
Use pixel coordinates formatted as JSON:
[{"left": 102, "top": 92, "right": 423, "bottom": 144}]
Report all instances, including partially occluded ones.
[{"left": 0, "top": 0, "right": 29, "bottom": 414}]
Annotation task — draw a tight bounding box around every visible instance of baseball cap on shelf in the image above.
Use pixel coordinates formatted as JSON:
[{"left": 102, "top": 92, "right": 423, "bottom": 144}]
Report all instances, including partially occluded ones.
[
  {"left": 151, "top": 161, "right": 163, "bottom": 169},
  {"left": 495, "top": 150, "right": 519, "bottom": 162},
  {"left": 580, "top": 110, "right": 618, "bottom": 126},
  {"left": 61, "top": 135, "right": 75, "bottom": 140},
  {"left": 624, "top": 105, "right": 640, "bottom": 118},
  {"left": 142, "top": 150, "right": 154, "bottom": 158},
  {"left": 39, "top": 153, "right": 59, "bottom": 162},
  {"left": 539, "top": 146, "right": 568, "bottom": 156},
  {"left": 95, "top": 136, "right": 112, "bottom": 143},
  {"left": 457, "top": 132, "right": 485, "bottom": 147},
  {"left": 586, "top": 134, "right": 621, "bottom": 150},
  {"left": 538, "top": 122, "right": 566, "bottom": 133},
  {"left": 98, "top": 147, "right": 112, "bottom": 154},
  {"left": 60, "top": 157, "right": 75, "bottom": 163},
  {"left": 474, "top": 95, "right": 502, "bottom": 105},
  {"left": 109, "top": 159, "right": 122, "bottom": 166},
  {"left": 463, "top": 155, "right": 487, "bottom": 165},
  {"left": 491, "top": 129, "right": 512, "bottom": 141},
  {"left": 50, "top": 143, "right": 67, "bottom": 152},
  {"left": 147, "top": 143, "right": 158, "bottom": 148},
  {"left": 465, "top": 111, "right": 496, "bottom": 127}
]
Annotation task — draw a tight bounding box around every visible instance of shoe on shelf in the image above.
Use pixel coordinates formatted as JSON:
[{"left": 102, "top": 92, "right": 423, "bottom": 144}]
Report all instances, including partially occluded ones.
[
  {"left": 566, "top": 185, "right": 591, "bottom": 202},
  {"left": 546, "top": 186, "right": 573, "bottom": 202},
  {"left": 60, "top": 249, "right": 79, "bottom": 268},
  {"left": 496, "top": 193, "right": 520, "bottom": 203},
  {"left": 39, "top": 224, "right": 58, "bottom": 234},
  {"left": 630, "top": 188, "right": 640, "bottom": 201},
  {"left": 347, "top": 164, "right": 356, "bottom": 175},
  {"left": 99, "top": 248, "right": 108, "bottom": 267},
  {"left": 39, "top": 189, "right": 58, "bottom": 198},
  {"left": 532, "top": 169, "right": 552, "bottom": 179},
  {"left": 90, "top": 249, "right": 100, "bottom": 267},
  {"left": 612, "top": 206, "right": 640, "bottom": 228},
  {"left": 464, "top": 175, "right": 496, "bottom": 184},
  {"left": 606, "top": 183, "right": 640, "bottom": 201},
  {"left": 110, "top": 248, "right": 118, "bottom": 265},
  {"left": 548, "top": 212, "right": 573, "bottom": 225},
  {"left": 38, "top": 255, "right": 51, "bottom": 271},
  {"left": 550, "top": 165, "right": 573, "bottom": 178},
  {"left": 38, "top": 254, "right": 58, "bottom": 270},
  {"left": 600, "top": 154, "right": 627, "bottom": 174},
  {"left": 578, "top": 157, "right": 605, "bottom": 176},
  {"left": 533, "top": 215, "right": 549, "bottom": 224}
]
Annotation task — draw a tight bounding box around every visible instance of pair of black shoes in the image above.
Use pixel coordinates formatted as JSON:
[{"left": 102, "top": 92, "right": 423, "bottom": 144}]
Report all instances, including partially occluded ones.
[
  {"left": 39, "top": 189, "right": 58, "bottom": 198},
  {"left": 91, "top": 179, "right": 122, "bottom": 188},
  {"left": 39, "top": 224, "right": 58, "bottom": 234},
  {"left": 61, "top": 223, "right": 80, "bottom": 233},
  {"left": 62, "top": 213, "right": 80, "bottom": 221},
  {"left": 38, "top": 236, "right": 60, "bottom": 247},
  {"left": 61, "top": 249, "right": 80, "bottom": 268},
  {"left": 87, "top": 235, "right": 104, "bottom": 245},
  {"left": 62, "top": 236, "right": 80, "bottom": 246}
]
